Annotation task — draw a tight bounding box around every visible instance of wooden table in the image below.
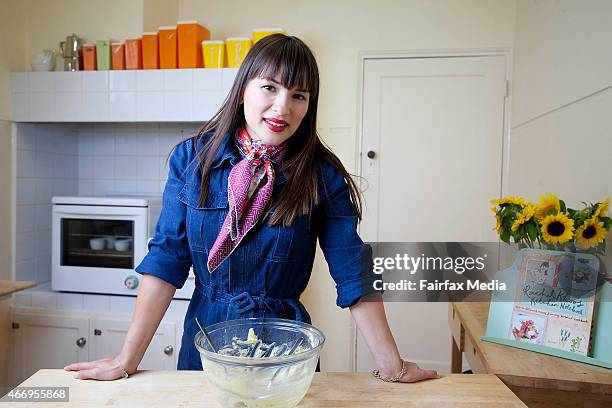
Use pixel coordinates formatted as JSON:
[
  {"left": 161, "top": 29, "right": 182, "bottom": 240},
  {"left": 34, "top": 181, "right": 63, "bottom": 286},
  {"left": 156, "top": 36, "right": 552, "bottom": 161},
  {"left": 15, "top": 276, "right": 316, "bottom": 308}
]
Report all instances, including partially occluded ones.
[
  {"left": 0, "top": 369, "right": 526, "bottom": 407},
  {"left": 449, "top": 302, "right": 612, "bottom": 407},
  {"left": 0, "top": 280, "right": 36, "bottom": 300}
]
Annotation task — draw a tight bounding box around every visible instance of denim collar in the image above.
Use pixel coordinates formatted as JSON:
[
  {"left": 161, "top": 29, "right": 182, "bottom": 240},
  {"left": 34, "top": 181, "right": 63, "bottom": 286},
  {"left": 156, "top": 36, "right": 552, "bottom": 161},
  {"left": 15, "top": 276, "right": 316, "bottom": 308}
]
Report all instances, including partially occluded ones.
[
  {"left": 211, "top": 132, "right": 240, "bottom": 169},
  {"left": 209, "top": 131, "right": 287, "bottom": 185}
]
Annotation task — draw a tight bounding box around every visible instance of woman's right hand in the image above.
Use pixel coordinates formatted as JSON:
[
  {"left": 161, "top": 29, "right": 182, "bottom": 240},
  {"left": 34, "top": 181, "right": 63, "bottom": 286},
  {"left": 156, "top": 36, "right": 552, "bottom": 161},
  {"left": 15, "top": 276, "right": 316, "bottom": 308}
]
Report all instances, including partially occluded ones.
[{"left": 64, "top": 356, "right": 133, "bottom": 380}]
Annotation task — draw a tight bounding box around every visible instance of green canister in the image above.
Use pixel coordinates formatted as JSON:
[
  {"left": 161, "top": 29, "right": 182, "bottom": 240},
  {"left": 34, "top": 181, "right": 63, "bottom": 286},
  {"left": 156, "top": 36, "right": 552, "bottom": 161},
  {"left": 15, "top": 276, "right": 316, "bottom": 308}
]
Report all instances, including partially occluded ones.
[{"left": 96, "top": 40, "right": 111, "bottom": 70}]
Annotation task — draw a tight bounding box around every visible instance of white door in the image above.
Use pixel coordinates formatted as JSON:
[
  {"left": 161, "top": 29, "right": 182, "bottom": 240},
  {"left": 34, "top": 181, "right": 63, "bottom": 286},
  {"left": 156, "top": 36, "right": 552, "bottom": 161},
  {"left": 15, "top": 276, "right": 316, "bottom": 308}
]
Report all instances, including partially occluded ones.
[
  {"left": 90, "top": 317, "right": 176, "bottom": 370},
  {"left": 356, "top": 55, "right": 507, "bottom": 372},
  {"left": 12, "top": 311, "right": 90, "bottom": 384}
]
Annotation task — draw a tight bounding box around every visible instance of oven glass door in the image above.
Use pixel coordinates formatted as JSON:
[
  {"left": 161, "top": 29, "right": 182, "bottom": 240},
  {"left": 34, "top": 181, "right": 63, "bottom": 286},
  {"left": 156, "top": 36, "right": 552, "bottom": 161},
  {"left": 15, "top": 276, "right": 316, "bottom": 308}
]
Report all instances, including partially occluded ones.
[{"left": 61, "top": 218, "right": 134, "bottom": 269}]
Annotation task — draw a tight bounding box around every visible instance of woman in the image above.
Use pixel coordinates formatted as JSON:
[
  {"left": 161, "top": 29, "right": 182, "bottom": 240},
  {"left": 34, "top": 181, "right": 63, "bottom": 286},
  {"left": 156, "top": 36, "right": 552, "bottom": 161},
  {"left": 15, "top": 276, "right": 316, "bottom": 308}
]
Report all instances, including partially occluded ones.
[{"left": 65, "top": 34, "right": 439, "bottom": 383}]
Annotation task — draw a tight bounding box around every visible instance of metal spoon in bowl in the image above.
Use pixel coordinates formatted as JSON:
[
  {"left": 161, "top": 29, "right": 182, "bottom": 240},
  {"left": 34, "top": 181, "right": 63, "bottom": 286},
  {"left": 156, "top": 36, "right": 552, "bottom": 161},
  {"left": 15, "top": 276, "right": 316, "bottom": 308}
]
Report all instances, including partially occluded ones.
[
  {"left": 268, "top": 337, "right": 305, "bottom": 386},
  {"left": 261, "top": 342, "right": 277, "bottom": 358},
  {"left": 195, "top": 317, "right": 217, "bottom": 353},
  {"left": 286, "top": 337, "right": 304, "bottom": 356}
]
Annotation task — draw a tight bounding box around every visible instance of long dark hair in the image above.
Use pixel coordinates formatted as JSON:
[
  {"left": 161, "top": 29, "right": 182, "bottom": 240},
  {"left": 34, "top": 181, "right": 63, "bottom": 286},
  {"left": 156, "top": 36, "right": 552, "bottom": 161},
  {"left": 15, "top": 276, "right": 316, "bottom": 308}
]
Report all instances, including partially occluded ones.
[{"left": 192, "top": 34, "right": 362, "bottom": 226}]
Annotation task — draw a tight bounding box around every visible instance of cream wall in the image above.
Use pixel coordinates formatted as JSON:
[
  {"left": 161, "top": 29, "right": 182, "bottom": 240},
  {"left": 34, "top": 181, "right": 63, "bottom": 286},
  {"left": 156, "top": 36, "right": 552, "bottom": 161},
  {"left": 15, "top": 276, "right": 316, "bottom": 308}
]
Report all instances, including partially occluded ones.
[
  {"left": 509, "top": 0, "right": 612, "bottom": 217},
  {"left": 1, "top": 0, "right": 27, "bottom": 282},
  {"left": 179, "top": 0, "right": 517, "bottom": 371},
  {"left": 143, "top": 0, "right": 179, "bottom": 32}
]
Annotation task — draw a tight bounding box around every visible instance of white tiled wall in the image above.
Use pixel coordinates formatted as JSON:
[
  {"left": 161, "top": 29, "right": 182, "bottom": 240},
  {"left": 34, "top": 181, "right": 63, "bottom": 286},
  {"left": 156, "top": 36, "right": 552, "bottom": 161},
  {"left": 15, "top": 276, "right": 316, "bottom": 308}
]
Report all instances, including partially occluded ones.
[
  {"left": 76, "top": 123, "right": 199, "bottom": 196},
  {"left": 15, "top": 124, "right": 79, "bottom": 283},
  {"left": 14, "top": 122, "right": 201, "bottom": 284}
]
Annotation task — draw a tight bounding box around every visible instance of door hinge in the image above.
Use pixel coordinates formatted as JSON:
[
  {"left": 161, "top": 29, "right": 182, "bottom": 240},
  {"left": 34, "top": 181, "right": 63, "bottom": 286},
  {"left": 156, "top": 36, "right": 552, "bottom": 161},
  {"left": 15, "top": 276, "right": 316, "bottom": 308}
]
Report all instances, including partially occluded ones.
[
  {"left": 12, "top": 322, "right": 19, "bottom": 329},
  {"left": 94, "top": 329, "right": 102, "bottom": 336}
]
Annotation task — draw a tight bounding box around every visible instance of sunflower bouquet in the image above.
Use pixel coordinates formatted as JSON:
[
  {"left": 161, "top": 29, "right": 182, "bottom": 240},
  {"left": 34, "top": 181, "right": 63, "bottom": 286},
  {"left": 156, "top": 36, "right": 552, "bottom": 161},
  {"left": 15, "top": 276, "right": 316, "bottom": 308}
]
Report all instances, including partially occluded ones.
[{"left": 491, "top": 194, "right": 611, "bottom": 254}]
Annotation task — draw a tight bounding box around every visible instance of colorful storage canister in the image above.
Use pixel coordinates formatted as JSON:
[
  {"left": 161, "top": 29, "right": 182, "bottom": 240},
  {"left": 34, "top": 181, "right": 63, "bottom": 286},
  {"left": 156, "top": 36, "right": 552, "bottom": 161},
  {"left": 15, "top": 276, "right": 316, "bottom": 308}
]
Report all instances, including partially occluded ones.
[
  {"left": 95, "top": 40, "right": 111, "bottom": 71},
  {"left": 177, "top": 20, "right": 211, "bottom": 68},
  {"left": 225, "top": 37, "right": 252, "bottom": 68},
  {"left": 83, "top": 44, "right": 97, "bottom": 70},
  {"left": 125, "top": 38, "right": 142, "bottom": 70},
  {"left": 252, "top": 28, "right": 285, "bottom": 43},
  {"left": 142, "top": 32, "right": 159, "bottom": 69},
  {"left": 202, "top": 40, "right": 226, "bottom": 68},
  {"left": 159, "top": 26, "right": 177, "bottom": 69},
  {"left": 111, "top": 43, "right": 125, "bottom": 70}
]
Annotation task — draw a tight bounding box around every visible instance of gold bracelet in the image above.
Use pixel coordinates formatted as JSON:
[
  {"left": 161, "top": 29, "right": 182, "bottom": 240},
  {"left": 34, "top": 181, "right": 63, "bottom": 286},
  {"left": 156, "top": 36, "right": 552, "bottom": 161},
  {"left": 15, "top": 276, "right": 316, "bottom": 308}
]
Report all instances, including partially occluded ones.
[
  {"left": 372, "top": 359, "right": 407, "bottom": 382},
  {"left": 116, "top": 359, "right": 129, "bottom": 379}
]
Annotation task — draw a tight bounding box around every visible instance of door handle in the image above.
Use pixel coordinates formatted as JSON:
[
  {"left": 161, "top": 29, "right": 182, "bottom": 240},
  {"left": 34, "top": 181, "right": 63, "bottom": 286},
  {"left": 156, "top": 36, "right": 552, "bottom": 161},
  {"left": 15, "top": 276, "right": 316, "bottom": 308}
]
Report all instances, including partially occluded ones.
[
  {"left": 76, "top": 337, "right": 87, "bottom": 348},
  {"left": 367, "top": 150, "right": 376, "bottom": 159}
]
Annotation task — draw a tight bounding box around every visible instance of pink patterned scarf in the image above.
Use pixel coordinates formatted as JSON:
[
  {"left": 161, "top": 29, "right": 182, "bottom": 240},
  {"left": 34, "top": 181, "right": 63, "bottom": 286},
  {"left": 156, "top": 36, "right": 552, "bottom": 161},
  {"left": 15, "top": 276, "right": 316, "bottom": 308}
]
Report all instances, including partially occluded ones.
[{"left": 207, "top": 126, "right": 287, "bottom": 273}]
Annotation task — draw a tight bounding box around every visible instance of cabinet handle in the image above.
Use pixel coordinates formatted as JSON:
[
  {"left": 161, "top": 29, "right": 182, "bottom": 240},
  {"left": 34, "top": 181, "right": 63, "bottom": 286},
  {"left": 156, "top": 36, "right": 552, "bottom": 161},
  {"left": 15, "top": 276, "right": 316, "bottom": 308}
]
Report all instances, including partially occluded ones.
[
  {"left": 94, "top": 329, "right": 102, "bottom": 336},
  {"left": 164, "top": 345, "right": 174, "bottom": 355},
  {"left": 76, "top": 337, "right": 87, "bottom": 348}
]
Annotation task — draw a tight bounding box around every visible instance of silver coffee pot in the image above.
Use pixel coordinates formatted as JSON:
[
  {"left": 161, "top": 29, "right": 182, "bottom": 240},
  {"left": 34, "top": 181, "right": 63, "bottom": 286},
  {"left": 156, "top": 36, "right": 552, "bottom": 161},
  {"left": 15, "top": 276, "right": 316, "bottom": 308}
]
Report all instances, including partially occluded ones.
[{"left": 59, "top": 33, "right": 83, "bottom": 71}]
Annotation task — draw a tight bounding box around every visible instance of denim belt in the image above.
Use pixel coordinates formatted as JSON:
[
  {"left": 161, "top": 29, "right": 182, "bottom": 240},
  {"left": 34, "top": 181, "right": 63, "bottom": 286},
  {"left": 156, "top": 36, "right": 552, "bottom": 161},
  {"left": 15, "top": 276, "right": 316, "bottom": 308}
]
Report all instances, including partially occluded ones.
[{"left": 196, "top": 282, "right": 299, "bottom": 315}]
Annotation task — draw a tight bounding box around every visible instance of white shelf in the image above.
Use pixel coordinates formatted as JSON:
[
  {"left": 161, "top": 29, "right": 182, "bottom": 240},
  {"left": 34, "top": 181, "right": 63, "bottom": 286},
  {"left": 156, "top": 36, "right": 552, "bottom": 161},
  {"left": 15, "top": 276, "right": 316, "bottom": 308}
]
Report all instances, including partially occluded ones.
[{"left": 10, "top": 68, "right": 238, "bottom": 122}]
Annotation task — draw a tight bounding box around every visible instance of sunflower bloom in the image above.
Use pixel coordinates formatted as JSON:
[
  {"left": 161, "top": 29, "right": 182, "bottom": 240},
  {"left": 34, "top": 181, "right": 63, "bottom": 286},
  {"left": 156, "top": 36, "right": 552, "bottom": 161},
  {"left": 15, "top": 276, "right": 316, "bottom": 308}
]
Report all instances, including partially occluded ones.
[
  {"left": 535, "top": 194, "right": 560, "bottom": 220},
  {"left": 540, "top": 213, "right": 574, "bottom": 244},
  {"left": 511, "top": 204, "right": 536, "bottom": 232},
  {"left": 494, "top": 213, "right": 503, "bottom": 234},
  {"left": 575, "top": 218, "right": 607, "bottom": 247},
  {"left": 490, "top": 196, "right": 527, "bottom": 207},
  {"left": 594, "top": 198, "right": 610, "bottom": 218}
]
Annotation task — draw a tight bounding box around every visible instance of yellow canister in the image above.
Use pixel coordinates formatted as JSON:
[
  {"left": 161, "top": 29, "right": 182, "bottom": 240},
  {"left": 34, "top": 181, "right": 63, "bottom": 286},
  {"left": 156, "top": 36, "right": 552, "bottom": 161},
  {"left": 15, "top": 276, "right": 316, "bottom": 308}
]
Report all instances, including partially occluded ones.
[
  {"left": 225, "top": 37, "right": 252, "bottom": 68},
  {"left": 252, "top": 28, "right": 285, "bottom": 43},
  {"left": 202, "top": 40, "right": 226, "bottom": 68}
]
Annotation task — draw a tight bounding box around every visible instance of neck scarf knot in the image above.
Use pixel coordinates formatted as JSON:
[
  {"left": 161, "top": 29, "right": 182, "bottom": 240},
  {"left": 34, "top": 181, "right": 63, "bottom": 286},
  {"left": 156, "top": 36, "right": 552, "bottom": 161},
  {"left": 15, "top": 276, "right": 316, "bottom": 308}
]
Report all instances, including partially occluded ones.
[{"left": 207, "top": 126, "right": 286, "bottom": 272}]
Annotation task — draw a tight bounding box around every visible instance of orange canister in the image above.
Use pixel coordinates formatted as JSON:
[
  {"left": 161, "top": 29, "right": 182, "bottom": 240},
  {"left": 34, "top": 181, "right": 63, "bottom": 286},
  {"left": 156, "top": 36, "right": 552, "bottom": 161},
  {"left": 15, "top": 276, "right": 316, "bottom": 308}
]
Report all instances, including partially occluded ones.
[
  {"left": 111, "top": 43, "right": 125, "bottom": 70},
  {"left": 142, "top": 32, "right": 159, "bottom": 69},
  {"left": 83, "top": 44, "right": 97, "bottom": 70},
  {"left": 177, "top": 20, "right": 211, "bottom": 68},
  {"left": 125, "top": 38, "right": 142, "bottom": 70},
  {"left": 159, "top": 26, "right": 177, "bottom": 69}
]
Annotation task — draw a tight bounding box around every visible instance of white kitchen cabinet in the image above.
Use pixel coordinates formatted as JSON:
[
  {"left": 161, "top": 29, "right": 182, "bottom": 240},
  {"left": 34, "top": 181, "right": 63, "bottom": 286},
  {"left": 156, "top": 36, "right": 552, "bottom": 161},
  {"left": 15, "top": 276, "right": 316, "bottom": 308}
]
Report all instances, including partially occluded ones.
[
  {"left": 1, "top": 298, "right": 13, "bottom": 389},
  {"left": 12, "top": 309, "right": 89, "bottom": 385},
  {"left": 11, "top": 307, "right": 180, "bottom": 385},
  {"left": 90, "top": 317, "right": 176, "bottom": 370}
]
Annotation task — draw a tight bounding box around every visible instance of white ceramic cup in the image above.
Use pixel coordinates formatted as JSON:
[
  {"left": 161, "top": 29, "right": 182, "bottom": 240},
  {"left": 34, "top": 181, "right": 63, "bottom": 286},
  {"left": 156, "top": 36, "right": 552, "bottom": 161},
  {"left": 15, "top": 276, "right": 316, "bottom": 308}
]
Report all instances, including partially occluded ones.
[
  {"left": 105, "top": 237, "right": 116, "bottom": 250},
  {"left": 89, "top": 238, "right": 106, "bottom": 250},
  {"left": 114, "top": 239, "right": 132, "bottom": 252}
]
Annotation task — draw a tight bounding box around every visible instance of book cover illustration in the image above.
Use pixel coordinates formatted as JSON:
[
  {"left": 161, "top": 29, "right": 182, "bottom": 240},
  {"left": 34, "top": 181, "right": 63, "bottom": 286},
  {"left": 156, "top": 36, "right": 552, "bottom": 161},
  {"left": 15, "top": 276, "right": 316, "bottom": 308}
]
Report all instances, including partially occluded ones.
[{"left": 507, "top": 250, "right": 598, "bottom": 355}]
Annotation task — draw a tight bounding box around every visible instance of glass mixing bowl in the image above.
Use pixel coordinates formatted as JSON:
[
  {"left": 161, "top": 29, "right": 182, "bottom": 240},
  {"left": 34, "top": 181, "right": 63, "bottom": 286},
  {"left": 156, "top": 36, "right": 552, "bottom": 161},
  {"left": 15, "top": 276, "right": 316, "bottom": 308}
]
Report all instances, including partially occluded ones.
[{"left": 195, "top": 318, "right": 325, "bottom": 408}]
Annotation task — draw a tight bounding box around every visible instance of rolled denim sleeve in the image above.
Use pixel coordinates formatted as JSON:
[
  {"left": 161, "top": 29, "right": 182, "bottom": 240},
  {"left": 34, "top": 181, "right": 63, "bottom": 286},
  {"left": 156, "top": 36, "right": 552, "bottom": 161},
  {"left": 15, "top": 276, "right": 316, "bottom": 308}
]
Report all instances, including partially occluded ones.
[
  {"left": 135, "top": 139, "right": 193, "bottom": 288},
  {"left": 317, "top": 162, "right": 379, "bottom": 308}
]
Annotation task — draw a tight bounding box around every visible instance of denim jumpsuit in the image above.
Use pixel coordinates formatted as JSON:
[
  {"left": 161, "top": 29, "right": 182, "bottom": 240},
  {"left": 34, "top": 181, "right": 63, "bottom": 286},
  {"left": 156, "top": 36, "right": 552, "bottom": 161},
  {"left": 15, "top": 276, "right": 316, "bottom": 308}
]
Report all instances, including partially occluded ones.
[{"left": 135, "top": 132, "right": 377, "bottom": 370}]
